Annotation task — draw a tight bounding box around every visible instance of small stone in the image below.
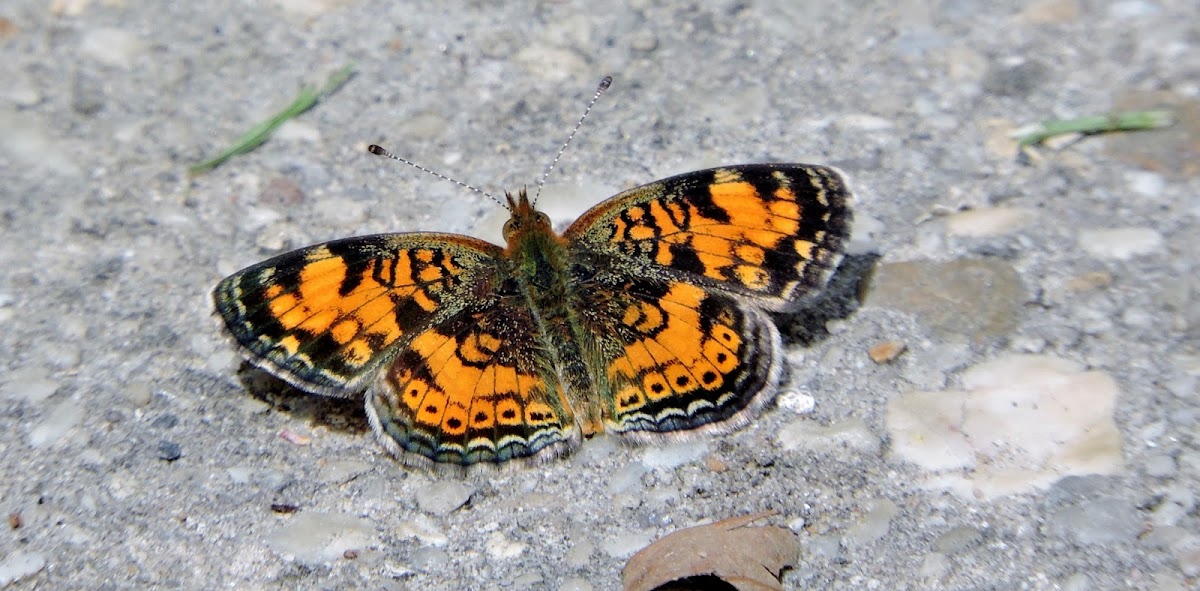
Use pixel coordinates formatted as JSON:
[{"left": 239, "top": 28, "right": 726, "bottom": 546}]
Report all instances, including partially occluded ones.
[
  {"left": 158, "top": 441, "right": 183, "bottom": 461},
  {"left": 396, "top": 515, "right": 449, "bottom": 547},
  {"left": 512, "top": 571, "right": 544, "bottom": 588},
  {"left": 846, "top": 499, "right": 898, "bottom": 546},
  {"left": 704, "top": 454, "right": 728, "bottom": 473},
  {"left": 603, "top": 530, "right": 654, "bottom": 559},
  {"left": 151, "top": 414, "right": 179, "bottom": 429},
  {"left": 560, "top": 577, "right": 594, "bottom": 591},
  {"left": 982, "top": 59, "right": 1048, "bottom": 97},
  {"left": 485, "top": 531, "right": 527, "bottom": 560},
  {"left": 80, "top": 28, "right": 144, "bottom": 68},
  {"left": 918, "top": 552, "right": 951, "bottom": 577},
  {"left": 777, "top": 417, "right": 880, "bottom": 455},
  {"left": 258, "top": 177, "right": 305, "bottom": 205},
  {"left": 629, "top": 30, "right": 658, "bottom": 52},
  {"left": 564, "top": 540, "right": 594, "bottom": 568},
  {"left": 0, "top": 551, "right": 46, "bottom": 586},
  {"left": 1, "top": 370, "right": 59, "bottom": 403},
  {"left": 265, "top": 512, "right": 377, "bottom": 564},
  {"left": 933, "top": 526, "right": 984, "bottom": 553},
  {"left": 1125, "top": 170, "right": 1166, "bottom": 198},
  {"left": 776, "top": 390, "right": 816, "bottom": 414},
  {"left": 868, "top": 340, "right": 907, "bottom": 364},
  {"left": 1078, "top": 227, "right": 1164, "bottom": 260},
  {"left": 408, "top": 546, "right": 449, "bottom": 572},
  {"left": 866, "top": 259, "right": 1026, "bottom": 343},
  {"left": 1144, "top": 453, "right": 1176, "bottom": 478},
  {"left": 1064, "top": 271, "right": 1114, "bottom": 292},
  {"left": 945, "top": 207, "right": 1036, "bottom": 237},
  {"left": 1015, "top": 0, "right": 1081, "bottom": 24},
  {"left": 415, "top": 480, "right": 475, "bottom": 516},
  {"left": 641, "top": 440, "right": 709, "bottom": 469},
  {"left": 28, "top": 397, "right": 85, "bottom": 448},
  {"left": 514, "top": 43, "right": 588, "bottom": 82},
  {"left": 317, "top": 460, "right": 373, "bottom": 484},
  {"left": 1047, "top": 498, "right": 1141, "bottom": 545}
]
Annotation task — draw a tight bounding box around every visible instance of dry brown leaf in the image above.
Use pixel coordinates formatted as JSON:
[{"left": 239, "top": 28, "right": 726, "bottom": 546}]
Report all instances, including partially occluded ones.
[{"left": 621, "top": 511, "right": 799, "bottom": 591}]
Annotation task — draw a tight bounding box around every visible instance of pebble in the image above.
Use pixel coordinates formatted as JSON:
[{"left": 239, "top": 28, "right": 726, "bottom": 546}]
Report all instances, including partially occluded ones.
[
  {"left": 560, "top": 577, "right": 594, "bottom": 591},
  {"left": 564, "top": 540, "right": 595, "bottom": 568},
  {"left": 514, "top": 43, "right": 588, "bottom": 82},
  {"left": 887, "top": 355, "right": 1123, "bottom": 499},
  {"left": 867, "top": 340, "right": 907, "bottom": 364},
  {"left": 1046, "top": 498, "right": 1141, "bottom": 545},
  {"left": 865, "top": 259, "right": 1026, "bottom": 342},
  {"left": 776, "top": 390, "right": 816, "bottom": 414},
  {"left": 1, "top": 368, "right": 59, "bottom": 403},
  {"left": 777, "top": 417, "right": 880, "bottom": 456},
  {"left": 641, "top": 440, "right": 709, "bottom": 469},
  {"left": 484, "top": 531, "right": 526, "bottom": 560},
  {"left": 602, "top": 530, "right": 654, "bottom": 559},
  {"left": 845, "top": 499, "right": 898, "bottom": 546},
  {"left": 79, "top": 28, "right": 144, "bottom": 68},
  {"left": 607, "top": 462, "right": 648, "bottom": 495},
  {"left": 317, "top": 460, "right": 373, "bottom": 484},
  {"left": 933, "top": 526, "right": 983, "bottom": 553},
  {"left": 918, "top": 552, "right": 951, "bottom": 577},
  {"left": 1077, "top": 227, "right": 1164, "bottom": 260},
  {"left": 415, "top": 480, "right": 475, "bottom": 516},
  {"left": 157, "top": 441, "right": 183, "bottom": 461},
  {"left": 945, "top": 207, "right": 1035, "bottom": 237},
  {"left": 264, "top": 512, "right": 377, "bottom": 564},
  {"left": 1143, "top": 453, "right": 1176, "bottom": 478},
  {"left": 512, "top": 571, "right": 544, "bottom": 588},
  {"left": 396, "top": 515, "right": 449, "bottom": 547},
  {"left": 407, "top": 546, "right": 449, "bottom": 572},
  {"left": 28, "top": 397, "right": 85, "bottom": 448},
  {"left": 0, "top": 551, "right": 46, "bottom": 587},
  {"left": 1125, "top": 170, "right": 1166, "bottom": 198}
]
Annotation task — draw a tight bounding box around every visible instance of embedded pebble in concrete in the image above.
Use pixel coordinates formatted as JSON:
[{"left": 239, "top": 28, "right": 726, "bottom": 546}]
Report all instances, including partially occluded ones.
[
  {"left": 776, "top": 390, "right": 817, "bottom": 414},
  {"left": 1077, "top": 227, "right": 1164, "bottom": 260},
  {"left": 560, "top": 577, "right": 594, "bottom": 591},
  {"left": 396, "top": 514, "right": 449, "bottom": 547},
  {"left": 886, "top": 354, "right": 1123, "bottom": 499},
  {"left": 0, "top": 551, "right": 46, "bottom": 587},
  {"left": 944, "top": 206, "right": 1036, "bottom": 237},
  {"left": 865, "top": 259, "right": 1026, "bottom": 342},
  {"left": 845, "top": 499, "right": 898, "bottom": 547},
  {"left": 317, "top": 460, "right": 373, "bottom": 484},
  {"left": 933, "top": 526, "right": 984, "bottom": 553},
  {"left": 28, "top": 397, "right": 86, "bottom": 448},
  {"left": 264, "top": 512, "right": 377, "bottom": 564},
  {"left": 512, "top": 571, "right": 544, "bottom": 588},
  {"left": 407, "top": 546, "right": 449, "bottom": 572},
  {"left": 564, "top": 540, "right": 595, "bottom": 568},
  {"left": 640, "top": 440, "right": 709, "bottom": 470},
  {"left": 485, "top": 531, "right": 527, "bottom": 560},
  {"left": 1046, "top": 498, "right": 1141, "bottom": 545},
  {"left": 1, "top": 369, "right": 58, "bottom": 403},
  {"left": 607, "top": 461, "right": 648, "bottom": 496},
  {"left": 602, "top": 530, "right": 654, "bottom": 559},
  {"left": 777, "top": 417, "right": 880, "bottom": 456},
  {"left": 79, "top": 28, "right": 145, "bottom": 68},
  {"left": 415, "top": 480, "right": 475, "bottom": 516}
]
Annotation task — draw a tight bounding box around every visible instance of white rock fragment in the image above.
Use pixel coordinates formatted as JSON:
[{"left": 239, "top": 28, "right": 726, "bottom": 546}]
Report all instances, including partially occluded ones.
[
  {"left": 846, "top": 499, "right": 899, "bottom": 546},
  {"left": 641, "top": 440, "right": 709, "bottom": 469},
  {"left": 0, "top": 551, "right": 46, "bottom": 586},
  {"left": 484, "top": 531, "right": 527, "bottom": 560},
  {"left": 265, "top": 512, "right": 376, "bottom": 564},
  {"left": 945, "top": 206, "right": 1036, "bottom": 237},
  {"left": 777, "top": 390, "right": 817, "bottom": 414},
  {"left": 396, "top": 514, "right": 449, "bottom": 547},
  {"left": 415, "top": 480, "right": 475, "bottom": 516},
  {"left": 1077, "top": 227, "right": 1164, "bottom": 260},
  {"left": 28, "top": 397, "right": 86, "bottom": 448},
  {"left": 80, "top": 28, "right": 144, "bottom": 68},
  {"left": 602, "top": 529, "right": 654, "bottom": 559},
  {"left": 777, "top": 417, "right": 881, "bottom": 455},
  {"left": 1125, "top": 170, "right": 1165, "bottom": 198},
  {"left": 886, "top": 354, "right": 1123, "bottom": 499}
]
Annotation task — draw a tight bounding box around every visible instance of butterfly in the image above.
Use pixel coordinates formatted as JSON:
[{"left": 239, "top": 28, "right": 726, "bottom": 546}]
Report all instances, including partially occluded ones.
[{"left": 213, "top": 83, "right": 853, "bottom": 469}]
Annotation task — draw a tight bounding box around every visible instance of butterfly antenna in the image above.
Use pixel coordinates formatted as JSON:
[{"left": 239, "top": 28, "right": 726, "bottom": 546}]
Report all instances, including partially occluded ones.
[
  {"left": 533, "top": 75, "right": 612, "bottom": 206},
  {"left": 367, "top": 144, "right": 507, "bottom": 209}
]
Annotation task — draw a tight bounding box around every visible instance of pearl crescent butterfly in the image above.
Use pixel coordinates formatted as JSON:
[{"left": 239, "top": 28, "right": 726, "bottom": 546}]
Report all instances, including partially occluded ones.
[{"left": 213, "top": 80, "right": 854, "bottom": 469}]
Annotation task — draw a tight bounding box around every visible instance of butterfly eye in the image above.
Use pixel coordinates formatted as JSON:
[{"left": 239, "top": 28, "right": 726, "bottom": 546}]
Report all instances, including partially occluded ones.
[
  {"left": 537, "top": 212, "right": 551, "bottom": 226},
  {"left": 503, "top": 219, "right": 515, "bottom": 235}
]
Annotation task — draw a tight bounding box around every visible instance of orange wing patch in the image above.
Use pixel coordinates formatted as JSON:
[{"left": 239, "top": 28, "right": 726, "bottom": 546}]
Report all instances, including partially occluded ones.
[{"left": 213, "top": 234, "right": 499, "bottom": 395}]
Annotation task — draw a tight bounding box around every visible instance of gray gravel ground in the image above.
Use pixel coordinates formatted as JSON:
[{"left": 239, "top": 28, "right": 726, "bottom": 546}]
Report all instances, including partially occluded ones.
[{"left": 2, "top": 1, "right": 1198, "bottom": 590}]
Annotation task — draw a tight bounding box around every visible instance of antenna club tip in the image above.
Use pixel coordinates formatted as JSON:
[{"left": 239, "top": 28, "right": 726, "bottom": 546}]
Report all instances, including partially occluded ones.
[
  {"left": 599, "top": 76, "right": 613, "bottom": 90},
  {"left": 367, "top": 144, "right": 386, "bottom": 155}
]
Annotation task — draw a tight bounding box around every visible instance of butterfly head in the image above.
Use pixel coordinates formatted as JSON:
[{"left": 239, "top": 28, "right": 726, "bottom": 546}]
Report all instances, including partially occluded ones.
[{"left": 502, "top": 188, "right": 553, "bottom": 244}]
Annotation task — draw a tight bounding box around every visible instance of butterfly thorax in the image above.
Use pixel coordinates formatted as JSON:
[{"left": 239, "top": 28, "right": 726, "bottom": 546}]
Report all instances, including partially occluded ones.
[{"left": 501, "top": 189, "right": 605, "bottom": 434}]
